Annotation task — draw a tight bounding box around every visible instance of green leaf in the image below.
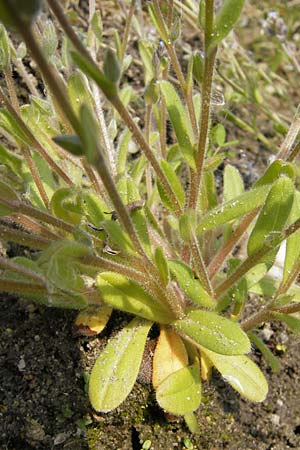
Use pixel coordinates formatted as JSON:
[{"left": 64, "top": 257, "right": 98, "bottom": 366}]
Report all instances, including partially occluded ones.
[
  {"left": 71, "top": 51, "right": 117, "bottom": 100},
  {"left": 103, "top": 48, "right": 121, "bottom": 84},
  {"left": 273, "top": 312, "right": 300, "bottom": 332},
  {"left": 0, "top": 108, "right": 31, "bottom": 145},
  {"left": 0, "top": 143, "right": 22, "bottom": 175},
  {"left": 173, "top": 309, "right": 250, "bottom": 355},
  {"left": 248, "top": 331, "right": 281, "bottom": 373},
  {"left": 208, "top": 0, "right": 246, "bottom": 53},
  {"left": 102, "top": 220, "right": 135, "bottom": 255},
  {"left": 255, "top": 160, "right": 295, "bottom": 188},
  {"left": 247, "top": 176, "right": 295, "bottom": 256},
  {"left": 154, "top": 247, "right": 170, "bottom": 286},
  {"left": 160, "top": 81, "right": 195, "bottom": 169},
  {"left": 168, "top": 260, "right": 214, "bottom": 308},
  {"left": 67, "top": 71, "right": 94, "bottom": 116},
  {"left": 157, "top": 160, "right": 185, "bottom": 212},
  {"left": 117, "top": 128, "right": 132, "bottom": 177},
  {"left": 51, "top": 187, "right": 82, "bottom": 225},
  {"left": 0, "top": 24, "right": 10, "bottom": 68},
  {"left": 183, "top": 412, "right": 199, "bottom": 434},
  {"left": 53, "top": 135, "right": 84, "bottom": 157},
  {"left": 156, "top": 360, "right": 201, "bottom": 415},
  {"left": 211, "top": 123, "right": 226, "bottom": 147},
  {"left": 138, "top": 39, "right": 155, "bottom": 86},
  {"left": 89, "top": 317, "right": 151, "bottom": 412},
  {"left": 223, "top": 164, "right": 244, "bottom": 202},
  {"left": 81, "top": 191, "right": 107, "bottom": 226},
  {"left": 197, "top": 185, "right": 270, "bottom": 234},
  {"left": 201, "top": 347, "right": 268, "bottom": 402},
  {"left": 41, "top": 19, "right": 58, "bottom": 58},
  {"left": 283, "top": 191, "right": 300, "bottom": 283},
  {"left": 96, "top": 272, "right": 174, "bottom": 323}
]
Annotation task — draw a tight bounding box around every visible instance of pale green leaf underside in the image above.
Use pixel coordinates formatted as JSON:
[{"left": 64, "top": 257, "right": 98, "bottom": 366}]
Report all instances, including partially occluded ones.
[
  {"left": 89, "top": 317, "right": 151, "bottom": 412},
  {"left": 201, "top": 347, "right": 268, "bottom": 402},
  {"left": 173, "top": 309, "right": 250, "bottom": 355}
]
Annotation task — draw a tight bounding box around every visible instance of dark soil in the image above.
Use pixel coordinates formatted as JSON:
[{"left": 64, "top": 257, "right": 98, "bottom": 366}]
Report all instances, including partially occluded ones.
[{"left": 1, "top": 297, "right": 300, "bottom": 450}]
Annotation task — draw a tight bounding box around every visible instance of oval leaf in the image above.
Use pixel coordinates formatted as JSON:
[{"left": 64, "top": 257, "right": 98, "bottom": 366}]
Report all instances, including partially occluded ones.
[
  {"left": 173, "top": 309, "right": 250, "bottom": 355},
  {"left": 156, "top": 361, "right": 201, "bottom": 415},
  {"left": 89, "top": 317, "right": 151, "bottom": 412},
  {"left": 201, "top": 347, "right": 268, "bottom": 402},
  {"left": 152, "top": 327, "right": 188, "bottom": 389}
]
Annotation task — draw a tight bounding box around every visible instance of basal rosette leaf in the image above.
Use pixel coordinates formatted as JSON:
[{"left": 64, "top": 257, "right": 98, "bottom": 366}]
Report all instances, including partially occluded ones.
[
  {"left": 89, "top": 317, "right": 152, "bottom": 412},
  {"left": 201, "top": 347, "right": 268, "bottom": 402},
  {"left": 173, "top": 309, "right": 250, "bottom": 355}
]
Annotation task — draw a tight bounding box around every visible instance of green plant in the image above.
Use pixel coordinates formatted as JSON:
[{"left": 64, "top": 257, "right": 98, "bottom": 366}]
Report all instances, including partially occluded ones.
[{"left": 0, "top": 0, "right": 300, "bottom": 434}]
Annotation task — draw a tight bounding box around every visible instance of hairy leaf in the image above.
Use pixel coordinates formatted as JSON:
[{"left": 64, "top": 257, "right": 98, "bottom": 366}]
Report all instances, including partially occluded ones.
[
  {"left": 173, "top": 309, "right": 250, "bottom": 355},
  {"left": 89, "top": 317, "right": 151, "bottom": 412},
  {"left": 201, "top": 347, "right": 268, "bottom": 402}
]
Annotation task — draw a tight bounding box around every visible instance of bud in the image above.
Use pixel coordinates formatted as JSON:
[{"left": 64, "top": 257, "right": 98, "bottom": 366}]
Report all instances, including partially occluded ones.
[
  {"left": 103, "top": 48, "right": 121, "bottom": 85},
  {"left": 0, "top": 24, "right": 10, "bottom": 68}
]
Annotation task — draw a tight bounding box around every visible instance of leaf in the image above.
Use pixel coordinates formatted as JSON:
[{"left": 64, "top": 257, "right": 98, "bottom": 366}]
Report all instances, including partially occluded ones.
[
  {"left": 0, "top": 143, "right": 22, "bottom": 175},
  {"left": 96, "top": 272, "right": 175, "bottom": 324},
  {"left": 155, "top": 360, "right": 201, "bottom": 415},
  {"left": 248, "top": 331, "right": 281, "bottom": 373},
  {"left": 102, "top": 220, "right": 135, "bottom": 254},
  {"left": 208, "top": 0, "right": 246, "bottom": 53},
  {"left": 160, "top": 81, "right": 195, "bottom": 169},
  {"left": 197, "top": 185, "right": 269, "bottom": 234},
  {"left": 152, "top": 327, "right": 188, "bottom": 389},
  {"left": 157, "top": 160, "right": 185, "bottom": 212},
  {"left": 173, "top": 309, "right": 250, "bottom": 355},
  {"left": 223, "top": 164, "right": 244, "bottom": 202},
  {"left": 168, "top": 260, "right": 214, "bottom": 308},
  {"left": 273, "top": 312, "right": 300, "bottom": 333},
  {"left": 154, "top": 247, "right": 170, "bottom": 286},
  {"left": 201, "top": 347, "right": 268, "bottom": 402},
  {"left": 247, "top": 176, "right": 294, "bottom": 256},
  {"left": 71, "top": 51, "right": 117, "bottom": 100},
  {"left": 53, "top": 135, "right": 84, "bottom": 157},
  {"left": 254, "top": 160, "right": 295, "bottom": 188},
  {"left": 75, "top": 305, "right": 112, "bottom": 336},
  {"left": 89, "top": 317, "right": 151, "bottom": 412},
  {"left": 283, "top": 191, "right": 300, "bottom": 283},
  {"left": 67, "top": 71, "right": 94, "bottom": 115},
  {"left": 51, "top": 187, "right": 82, "bottom": 225},
  {"left": 183, "top": 412, "right": 199, "bottom": 434},
  {"left": 81, "top": 191, "right": 107, "bottom": 226}
]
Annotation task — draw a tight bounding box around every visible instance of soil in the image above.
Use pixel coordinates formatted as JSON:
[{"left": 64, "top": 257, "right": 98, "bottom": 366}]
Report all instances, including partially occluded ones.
[{"left": 1, "top": 1, "right": 300, "bottom": 450}]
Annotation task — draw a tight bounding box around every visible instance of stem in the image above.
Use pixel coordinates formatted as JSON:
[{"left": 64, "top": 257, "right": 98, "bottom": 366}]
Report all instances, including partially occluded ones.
[
  {"left": 11, "top": 14, "right": 81, "bottom": 136},
  {"left": 215, "top": 215, "right": 300, "bottom": 299},
  {"left": 0, "top": 278, "right": 47, "bottom": 296},
  {"left": 190, "top": 232, "right": 215, "bottom": 300},
  {"left": 112, "top": 96, "right": 183, "bottom": 216},
  {"left": 47, "top": 0, "right": 182, "bottom": 216},
  {"left": 0, "top": 224, "right": 52, "bottom": 250},
  {"left": 188, "top": 0, "right": 216, "bottom": 209},
  {"left": 242, "top": 302, "right": 300, "bottom": 332},
  {"left": 152, "top": 0, "right": 197, "bottom": 137},
  {"left": 0, "top": 256, "right": 46, "bottom": 284},
  {"left": 120, "top": 0, "right": 136, "bottom": 62},
  {"left": 208, "top": 210, "right": 258, "bottom": 279}
]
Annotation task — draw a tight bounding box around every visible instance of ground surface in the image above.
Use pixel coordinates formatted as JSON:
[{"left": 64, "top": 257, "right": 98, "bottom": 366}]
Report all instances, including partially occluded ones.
[{"left": 1, "top": 0, "right": 300, "bottom": 449}]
